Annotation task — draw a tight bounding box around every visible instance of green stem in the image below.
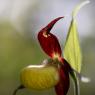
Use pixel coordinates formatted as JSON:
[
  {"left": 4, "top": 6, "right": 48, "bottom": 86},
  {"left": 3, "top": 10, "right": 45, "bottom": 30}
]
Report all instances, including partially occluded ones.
[
  {"left": 70, "top": 71, "right": 80, "bottom": 95},
  {"left": 12, "top": 85, "right": 25, "bottom": 95}
]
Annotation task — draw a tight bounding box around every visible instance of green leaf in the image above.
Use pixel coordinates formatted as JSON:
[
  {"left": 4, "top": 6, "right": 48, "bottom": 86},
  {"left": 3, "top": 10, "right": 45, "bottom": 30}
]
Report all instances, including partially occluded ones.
[
  {"left": 64, "top": 0, "right": 90, "bottom": 73},
  {"left": 64, "top": 1, "right": 90, "bottom": 95}
]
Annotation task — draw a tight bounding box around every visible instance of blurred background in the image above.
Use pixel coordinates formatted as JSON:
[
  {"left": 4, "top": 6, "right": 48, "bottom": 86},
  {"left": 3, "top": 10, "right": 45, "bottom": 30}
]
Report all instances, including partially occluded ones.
[{"left": 0, "top": 0, "right": 95, "bottom": 95}]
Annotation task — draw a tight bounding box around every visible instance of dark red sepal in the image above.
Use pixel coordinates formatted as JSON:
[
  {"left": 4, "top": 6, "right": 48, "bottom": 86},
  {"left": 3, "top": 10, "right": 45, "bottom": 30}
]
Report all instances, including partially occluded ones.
[{"left": 38, "top": 17, "right": 63, "bottom": 59}]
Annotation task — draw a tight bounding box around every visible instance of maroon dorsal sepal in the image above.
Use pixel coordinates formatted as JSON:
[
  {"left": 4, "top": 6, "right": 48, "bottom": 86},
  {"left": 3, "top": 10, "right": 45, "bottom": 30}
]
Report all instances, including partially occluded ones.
[{"left": 38, "top": 17, "right": 63, "bottom": 59}]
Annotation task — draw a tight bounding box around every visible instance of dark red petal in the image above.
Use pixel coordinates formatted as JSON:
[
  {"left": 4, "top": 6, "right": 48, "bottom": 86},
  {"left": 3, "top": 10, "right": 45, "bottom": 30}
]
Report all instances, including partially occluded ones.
[
  {"left": 55, "top": 58, "right": 70, "bottom": 95},
  {"left": 38, "top": 17, "right": 63, "bottom": 59},
  {"left": 60, "top": 57, "right": 73, "bottom": 72}
]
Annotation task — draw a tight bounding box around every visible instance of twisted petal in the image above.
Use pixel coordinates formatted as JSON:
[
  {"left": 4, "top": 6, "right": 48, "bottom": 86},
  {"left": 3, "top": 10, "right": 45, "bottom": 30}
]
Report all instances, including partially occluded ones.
[{"left": 55, "top": 58, "right": 70, "bottom": 95}]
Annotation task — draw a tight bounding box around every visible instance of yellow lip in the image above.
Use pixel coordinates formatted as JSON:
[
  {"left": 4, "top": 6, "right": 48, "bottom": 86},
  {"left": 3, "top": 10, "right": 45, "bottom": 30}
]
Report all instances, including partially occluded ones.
[{"left": 20, "top": 64, "right": 59, "bottom": 90}]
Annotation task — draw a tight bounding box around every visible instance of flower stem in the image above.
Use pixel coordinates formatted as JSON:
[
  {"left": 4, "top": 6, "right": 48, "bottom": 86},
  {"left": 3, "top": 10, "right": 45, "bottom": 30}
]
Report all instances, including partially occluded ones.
[
  {"left": 12, "top": 85, "right": 25, "bottom": 95},
  {"left": 70, "top": 71, "right": 80, "bottom": 95}
]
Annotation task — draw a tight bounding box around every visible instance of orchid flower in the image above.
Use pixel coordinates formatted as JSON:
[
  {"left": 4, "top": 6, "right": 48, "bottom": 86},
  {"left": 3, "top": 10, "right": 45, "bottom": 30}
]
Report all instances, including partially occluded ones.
[
  {"left": 13, "top": 1, "right": 90, "bottom": 95},
  {"left": 38, "top": 17, "right": 73, "bottom": 95},
  {"left": 38, "top": 17, "right": 71, "bottom": 95}
]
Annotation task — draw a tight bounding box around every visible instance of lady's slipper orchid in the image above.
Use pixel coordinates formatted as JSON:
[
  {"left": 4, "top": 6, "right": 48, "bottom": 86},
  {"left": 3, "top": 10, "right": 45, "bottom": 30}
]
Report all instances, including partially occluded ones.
[
  {"left": 13, "top": 1, "right": 90, "bottom": 95},
  {"left": 38, "top": 17, "right": 71, "bottom": 95},
  {"left": 13, "top": 17, "right": 72, "bottom": 95}
]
